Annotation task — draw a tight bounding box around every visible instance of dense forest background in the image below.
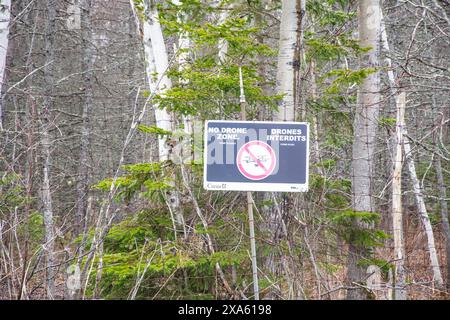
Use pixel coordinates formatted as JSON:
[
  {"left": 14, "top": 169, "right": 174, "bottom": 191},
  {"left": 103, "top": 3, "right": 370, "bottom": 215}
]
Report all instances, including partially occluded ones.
[{"left": 0, "top": 0, "right": 449, "bottom": 300}]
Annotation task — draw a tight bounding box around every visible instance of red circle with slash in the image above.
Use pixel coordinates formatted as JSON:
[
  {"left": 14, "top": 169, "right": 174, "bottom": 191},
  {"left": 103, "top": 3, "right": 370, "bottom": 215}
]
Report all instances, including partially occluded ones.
[{"left": 236, "top": 141, "right": 276, "bottom": 180}]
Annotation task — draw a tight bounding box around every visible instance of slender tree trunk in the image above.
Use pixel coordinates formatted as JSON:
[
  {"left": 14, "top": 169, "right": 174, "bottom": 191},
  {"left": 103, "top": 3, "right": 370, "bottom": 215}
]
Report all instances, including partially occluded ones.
[
  {"left": 264, "top": 0, "right": 298, "bottom": 298},
  {"left": 76, "top": 0, "right": 96, "bottom": 298},
  {"left": 135, "top": 0, "right": 186, "bottom": 237},
  {"left": 275, "top": 0, "right": 298, "bottom": 122},
  {"left": 20, "top": 98, "right": 37, "bottom": 300},
  {"left": 0, "top": 0, "right": 11, "bottom": 131},
  {"left": 173, "top": 0, "right": 192, "bottom": 164},
  {"left": 42, "top": 132, "right": 55, "bottom": 299},
  {"left": 310, "top": 60, "right": 323, "bottom": 176},
  {"left": 266, "top": 0, "right": 303, "bottom": 299},
  {"left": 41, "top": 0, "right": 57, "bottom": 300},
  {"left": 347, "top": 0, "right": 381, "bottom": 300},
  {"left": 254, "top": 0, "right": 271, "bottom": 121},
  {"left": 140, "top": 0, "right": 172, "bottom": 159},
  {"left": 380, "top": 8, "right": 445, "bottom": 290},
  {"left": 403, "top": 128, "right": 444, "bottom": 288},
  {"left": 217, "top": 2, "right": 231, "bottom": 63},
  {"left": 19, "top": 7, "right": 40, "bottom": 299},
  {"left": 76, "top": 0, "right": 93, "bottom": 235},
  {"left": 432, "top": 62, "right": 449, "bottom": 294},
  {"left": 392, "top": 92, "right": 406, "bottom": 300},
  {"left": 294, "top": 0, "right": 306, "bottom": 121}
]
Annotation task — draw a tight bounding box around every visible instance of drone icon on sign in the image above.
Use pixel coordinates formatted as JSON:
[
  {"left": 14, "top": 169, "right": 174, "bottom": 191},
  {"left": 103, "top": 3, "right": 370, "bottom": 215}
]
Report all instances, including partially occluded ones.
[
  {"left": 237, "top": 141, "right": 277, "bottom": 181},
  {"left": 243, "top": 155, "right": 270, "bottom": 167}
]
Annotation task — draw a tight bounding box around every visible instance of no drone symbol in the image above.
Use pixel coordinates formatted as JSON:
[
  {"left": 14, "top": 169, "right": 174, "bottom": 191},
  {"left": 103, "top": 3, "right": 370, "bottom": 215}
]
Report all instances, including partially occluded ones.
[{"left": 236, "top": 141, "right": 276, "bottom": 180}]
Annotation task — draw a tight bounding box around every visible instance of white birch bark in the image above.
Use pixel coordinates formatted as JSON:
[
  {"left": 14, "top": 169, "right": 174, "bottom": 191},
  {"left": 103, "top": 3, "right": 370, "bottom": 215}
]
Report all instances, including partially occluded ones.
[
  {"left": 275, "top": 0, "right": 297, "bottom": 121},
  {"left": 140, "top": 0, "right": 173, "bottom": 161},
  {"left": 173, "top": 0, "right": 192, "bottom": 162},
  {"left": 380, "top": 9, "right": 444, "bottom": 289},
  {"left": 263, "top": 0, "right": 299, "bottom": 297},
  {"left": 132, "top": 0, "right": 186, "bottom": 237},
  {"left": 392, "top": 92, "right": 406, "bottom": 300},
  {"left": 347, "top": 0, "right": 381, "bottom": 300},
  {"left": 264, "top": 0, "right": 301, "bottom": 299},
  {"left": 0, "top": 0, "right": 11, "bottom": 130},
  {"left": 217, "top": 3, "right": 229, "bottom": 63},
  {"left": 403, "top": 129, "right": 444, "bottom": 288},
  {"left": 380, "top": 9, "right": 396, "bottom": 89}
]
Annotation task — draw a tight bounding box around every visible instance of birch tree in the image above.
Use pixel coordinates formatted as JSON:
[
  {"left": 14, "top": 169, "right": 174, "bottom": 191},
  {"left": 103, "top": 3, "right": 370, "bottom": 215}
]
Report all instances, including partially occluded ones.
[
  {"left": 132, "top": 0, "right": 186, "bottom": 237},
  {"left": 403, "top": 127, "right": 444, "bottom": 288},
  {"left": 129, "top": 0, "right": 172, "bottom": 158},
  {"left": 217, "top": 2, "right": 230, "bottom": 63},
  {"left": 275, "top": 0, "right": 297, "bottom": 122},
  {"left": 42, "top": 0, "right": 57, "bottom": 299},
  {"left": 265, "top": 0, "right": 299, "bottom": 289},
  {"left": 139, "top": 0, "right": 173, "bottom": 161},
  {"left": 173, "top": 0, "right": 192, "bottom": 163},
  {"left": 392, "top": 92, "right": 406, "bottom": 300},
  {"left": 0, "top": 0, "right": 11, "bottom": 130},
  {"left": 347, "top": 0, "right": 381, "bottom": 300},
  {"left": 264, "top": 0, "right": 303, "bottom": 299},
  {"left": 380, "top": 8, "right": 445, "bottom": 291}
]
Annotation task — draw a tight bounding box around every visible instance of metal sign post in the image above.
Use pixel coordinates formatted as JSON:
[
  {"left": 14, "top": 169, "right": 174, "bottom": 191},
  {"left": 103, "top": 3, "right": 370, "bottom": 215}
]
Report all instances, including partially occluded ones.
[{"left": 239, "top": 67, "right": 260, "bottom": 300}]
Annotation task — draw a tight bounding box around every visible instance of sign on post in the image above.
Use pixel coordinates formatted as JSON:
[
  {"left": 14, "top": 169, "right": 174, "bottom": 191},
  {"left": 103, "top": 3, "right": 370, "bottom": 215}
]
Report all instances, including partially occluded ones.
[{"left": 204, "top": 120, "right": 309, "bottom": 192}]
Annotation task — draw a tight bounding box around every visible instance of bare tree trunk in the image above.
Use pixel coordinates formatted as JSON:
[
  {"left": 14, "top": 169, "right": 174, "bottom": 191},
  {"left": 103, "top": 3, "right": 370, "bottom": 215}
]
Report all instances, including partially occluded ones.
[
  {"left": 432, "top": 94, "right": 449, "bottom": 292},
  {"left": 19, "top": 8, "right": 40, "bottom": 299},
  {"left": 403, "top": 127, "right": 444, "bottom": 288},
  {"left": 173, "top": 0, "right": 192, "bottom": 164},
  {"left": 310, "top": 60, "right": 323, "bottom": 176},
  {"left": 76, "top": 0, "right": 93, "bottom": 235},
  {"left": 392, "top": 92, "right": 406, "bottom": 300},
  {"left": 134, "top": 0, "right": 186, "bottom": 238},
  {"left": 264, "top": 0, "right": 298, "bottom": 299},
  {"left": 0, "top": 0, "right": 11, "bottom": 131},
  {"left": 294, "top": 0, "right": 306, "bottom": 121},
  {"left": 140, "top": 0, "right": 173, "bottom": 160},
  {"left": 93, "top": 241, "right": 103, "bottom": 299},
  {"left": 41, "top": 0, "right": 57, "bottom": 300},
  {"left": 41, "top": 127, "right": 55, "bottom": 300},
  {"left": 266, "top": 0, "right": 303, "bottom": 299},
  {"left": 275, "top": 0, "right": 297, "bottom": 122},
  {"left": 380, "top": 8, "right": 445, "bottom": 291},
  {"left": 347, "top": 0, "right": 381, "bottom": 300}
]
